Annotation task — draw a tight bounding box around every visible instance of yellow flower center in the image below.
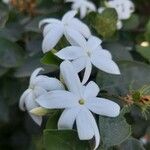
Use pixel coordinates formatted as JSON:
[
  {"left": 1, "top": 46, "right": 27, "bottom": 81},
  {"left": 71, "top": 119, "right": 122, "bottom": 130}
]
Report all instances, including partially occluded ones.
[{"left": 79, "top": 99, "right": 85, "bottom": 105}]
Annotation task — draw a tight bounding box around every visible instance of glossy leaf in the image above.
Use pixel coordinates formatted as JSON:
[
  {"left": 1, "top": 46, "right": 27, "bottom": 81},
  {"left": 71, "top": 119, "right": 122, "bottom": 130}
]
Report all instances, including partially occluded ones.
[{"left": 99, "top": 111, "right": 131, "bottom": 148}]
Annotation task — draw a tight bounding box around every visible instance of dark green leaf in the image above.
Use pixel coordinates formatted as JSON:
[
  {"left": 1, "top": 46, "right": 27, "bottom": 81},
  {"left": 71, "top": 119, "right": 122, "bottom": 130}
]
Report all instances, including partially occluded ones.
[
  {"left": 43, "top": 129, "right": 90, "bottom": 150},
  {"left": 13, "top": 54, "right": 58, "bottom": 78},
  {"left": 122, "top": 14, "right": 140, "bottom": 30},
  {"left": 96, "top": 61, "right": 150, "bottom": 95},
  {"left": 99, "top": 111, "right": 131, "bottom": 148},
  {"left": 0, "top": 66, "right": 8, "bottom": 76},
  {"left": 46, "top": 111, "right": 61, "bottom": 130},
  {"left": 120, "top": 138, "right": 145, "bottom": 150},
  {"left": 41, "top": 51, "right": 61, "bottom": 66},
  {"left": 136, "top": 45, "right": 150, "bottom": 62},
  {"left": 103, "top": 42, "right": 133, "bottom": 61},
  {"left": 0, "top": 38, "right": 24, "bottom": 68}
]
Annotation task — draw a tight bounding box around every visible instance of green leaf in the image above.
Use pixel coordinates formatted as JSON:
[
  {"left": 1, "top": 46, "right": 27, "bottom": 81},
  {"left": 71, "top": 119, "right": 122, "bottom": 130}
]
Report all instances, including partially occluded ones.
[
  {"left": 0, "top": 23, "right": 23, "bottom": 42},
  {"left": 13, "top": 54, "right": 58, "bottom": 78},
  {"left": 120, "top": 138, "right": 145, "bottom": 150},
  {"left": 41, "top": 51, "right": 61, "bottom": 66},
  {"left": 0, "top": 38, "right": 24, "bottom": 68},
  {"left": 0, "top": 66, "right": 8, "bottom": 76},
  {"left": 122, "top": 14, "right": 140, "bottom": 30},
  {"left": 136, "top": 45, "right": 150, "bottom": 62},
  {"left": 88, "top": 8, "right": 118, "bottom": 38},
  {"left": 103, "top": 42, "right": 133, "bottom": 61},
  {"left": 96, "top": 61, "right": 150, "bottom": 95},
  {"left": 0, "top": 94, "right": 9, "bottom": 123},
  {"left": 145, "top": 20, "right": 150, "bottom": 42},
  {"left": 43, "top": 129, "right": 90, "bottom": 150},
  {"left": 46, "top": 111, "right": 61, "bottom": 130},
  {"left": 99, "top": 111, "right": 131, "bottom": 148}
]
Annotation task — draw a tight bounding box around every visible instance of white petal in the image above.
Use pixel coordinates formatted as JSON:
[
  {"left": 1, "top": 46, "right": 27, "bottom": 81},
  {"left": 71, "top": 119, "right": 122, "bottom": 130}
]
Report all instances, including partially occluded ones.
[
  {"left": 43, "top": 23, "right": 60, "bottom": 37},
  {"left": 42, "top": 26, "right": 63, "bottom": 53},
  {"left": 83, "top": 81, "right": 100, "bottom": 99},
  {"left": 55, "top": 46, "right": 84, "bottom": 60},
  {"left": 86, "top": 1, "right": 96, "bottom": 12},
  {"left": 84, "top": 109, "right": 100, "bottom": 150},
  {"left": 69, "top": 18, "right": 91, "bottom": 38},
  {"left": 62, "top": 10, "right": 77, "bottom": 23},
  {"left": 91, "top": 51, "right": 120, "bottom": 75},
  {"left": 86, "top": 97, "right": 120, "bottom": 117},
  {"left": 76, "top": 108, "right": 95, "bottom": 140},
  {"left": 36, "top": 90, "right": 78, "bottom": 109},
  {"left": 29, "top": 114, "right": 42, "bottom": 126},
  {"left": 65, "top": 28, "right": 87, "bottom": 48},
  {"left": 72, "top": 57, "right": 87, "bottom": 73},
  {"left": 58, "top": 107, "right": 80, "bottom": 129},
  {"left": 33, "top": 76, "right": 64, "bottom": 91},
  {"left": 80, "top": 5, "right": 87, "bottom": 18},
  {"left": 93, "top": 47, "right": 112, "bottom": 59},
  {"left": 25, "top": 92, "right": 38, "bottom": 111},
  {"left": 39, "top": 18, "right": 61, "bottom": 28},
  {"left": 60, "top": 61, "right": 83, "bottom": 97},
  {"left": 82, "top": 60, "right": 92, "bottom": 85},
  {"left": 30, "top": 68, "right": 44, "bottom": 86},
  {"left": 33, "top": 86, "right": 47, "bottom": 97},
  {"left": 19, "top": 89, "right": 32, "bottom": 111},
  {"left": 87, "top": 36, "right": 102, "bottom": 52}
]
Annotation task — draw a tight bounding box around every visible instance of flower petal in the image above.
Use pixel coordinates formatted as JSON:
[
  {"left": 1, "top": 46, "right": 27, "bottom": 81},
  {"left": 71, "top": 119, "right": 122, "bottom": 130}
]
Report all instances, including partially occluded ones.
[
  {"left": 42, "top": 26, "right": 63, "bottom": 53},
  {"left": 43, "top": 23, "right": 61, "bottom": 37},
  {"left": 87, "top": 36, "right": 102, "bottom": 52},
  {"left": 91, "top": 51, "right": 120, "bottom": 75},
  {"left": 33, "top": 76, "right": 64, "bottom": 91},
  {"left": 69, "top": 18, "right": 91, "bottom": 38},
  {"left": 83, "top": 81, "right": 100, "bottom": 99},
  {"left": 86, "top": 97, "right": 120, "bottom": 117},
  {"left": 33, "top": 86, "right": 47, "bottom": 97},
  {"left": 60, "top": 61, "right": 83, "bottom": 97},
  {"left": 30, "top": 68, "right": 44, "bottom": 86},
  {"left": 93, "top": 47, "right": 112, "bottom": 59},
  {"left": 29, "top": 114, "right": 42, "bottom": 126},
  {"left": 80, "top": 5, "right": 87, "bottom": 18},
  {"left": 62, "top": 10, "right": 77, "bottom": 23},
  {"left": 83, "top": 108, "right": 100, "bottom": 150},
  {"left": 76, "top": 108, "right": 95, "bottom": 140},
  {"left": 39, "top": 18, "right": 61, "bottom": 28},
  {"left": 86, "top": 1, "right": 96, "bottom": 12},
  {"left": 72, "top": 57, "right": 87, "bottom": 73},
  {"left": 25, "top": 92, "right": 38, "bottom": 111},
  {"left": 82, "top": 59, "right": 92, "bottom": 85},
  {"left": 36, "top": 90, "right": 78, "bottom": 109},
  {"left": 58, "top": 107, "right": 80, "bottom": 129},
  {"left": 65, "top": 28, "right": 87, "bottom": 48},
  {"left": 19, "top": 89, "right": 32, "bottom": 111},
  {"left": 55, "top": 46, "right": 84, "bottom": 60}
]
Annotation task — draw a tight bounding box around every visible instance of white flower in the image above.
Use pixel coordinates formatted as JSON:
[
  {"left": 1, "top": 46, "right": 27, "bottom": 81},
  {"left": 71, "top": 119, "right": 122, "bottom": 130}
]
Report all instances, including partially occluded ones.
[
  {"left": 66, "top": 0, "right": 96, "bottom": 18},
  {"left": 98, "top": 7, "right": 123, "bottom": 29},
  {"left": 39, "top": 10, "right": 91, "bottom": 53},
  {"left": 19, "top": 68, "right": 64, "bottom": 125},
  {"left": 55, "top": 35, "right": 120, "bottom": 84},
  {"left": 36, "top": 61, "right": 120, "bottom": 149},
  {"left": 107, "top": 0, "right": 135, "bottom": 20}
]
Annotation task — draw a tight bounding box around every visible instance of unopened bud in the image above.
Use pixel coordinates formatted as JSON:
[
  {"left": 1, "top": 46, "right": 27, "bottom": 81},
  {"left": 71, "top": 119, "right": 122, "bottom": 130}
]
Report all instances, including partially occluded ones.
[{"left": 30, "top": 107, "right": 49, "bottom": 116}]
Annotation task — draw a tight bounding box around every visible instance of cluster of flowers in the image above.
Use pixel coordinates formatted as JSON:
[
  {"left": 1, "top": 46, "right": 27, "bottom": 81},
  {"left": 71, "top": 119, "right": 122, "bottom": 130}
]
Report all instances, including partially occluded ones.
[
  {"left": 66, "top": 0, "right": 135, "bottom": 29},
  {"left": 18, "top": 0, "right": 133, "bottom": 149}
]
